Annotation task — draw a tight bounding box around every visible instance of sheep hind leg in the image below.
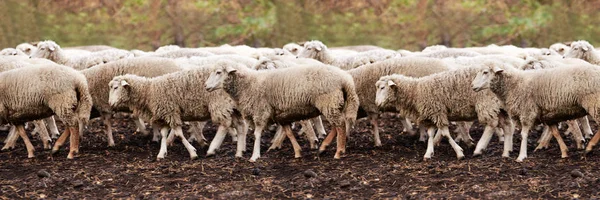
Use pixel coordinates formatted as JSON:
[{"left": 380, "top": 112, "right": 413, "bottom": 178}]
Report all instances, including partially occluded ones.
[
  {"left": 2, "top": 126, "right": 18, "bottom": 151},
  {"left": 369, "top": 114, "right": 382, "bottom": 147},
  {"left": 400, "top": 116, "right": 415, "bottom": 135},
  {"left": 516, "top": 126, "right": 532, "bottom": 162},
  {"left": 173, "top": 126, "right": 198, "bottom": 160},
  {"left": 67, "top": 126, "right": 80, "bottom": 159},
  {"left": 334, "top": 126, "right": 347, "bottom": 159},
  {"left": 318, "top": 128, "right": 337, "bottom": 154},
  {"left": 282, "top": 125, "right": 302, "bottom": 158},
  {"left": 455, "top": 122, "right": 474, "bottom": 147},
  {"left": 565, "top": 120, "right": 584, "bottom": 150},
  {"left": 133, "top": 116, "right": 148, "bottom": 136},
  {"left": 418, "top": 124, "right": 427, "bottom": 142},
  {"left": 423, "top": 127, "right": 436, "bottom": 160},
  {"left": 51, "top": 128, "right": 71, "bottom": 154},
  {"left": 268, "top": 126, "right": 286, "bottom": 151},
  {"left": 188, "top": 121, "right": 208, "bottom": 146},
  {"left": 473, "top": 125, "right": 495, "bottom": 156},
  {"left": 299, "top": 120, "right": 318, "bottom": 150},
  {"left": 535, "top": 126, "right": 552, "bottom": 151},
  {"left": 580, "top": 116, "right": 593, "bottom": 139},
  {"left": 206, "top": 125, "right": 228, "bottom": 156},
  {"left": 151, "top": 123, "right": 161, "bottom": 142},
  {"left": 156, "top": 126, "right": 170, "bottom": 160},
  {"left": 33, "top": 120, "right": 52, "bottom": 150},
  {"left": 312, "top": 116, "right": 327, "bottom": 139},
  {"left": 45, "top": 116, "right": 60, "bottom": 139},
  {"left": 102, "top": 114, "right": 115, "bottom": 147},
  {"left": 15, "top": 125, "right": 35, "bottom": 158},
  {"left": 549, "top": 125, "right": 568, "bottom": 158},
  {"left": 249, "top": 125, "right": 265, "bottom": 162},
  {"left": 440, "top": 126, "right": 464, "bottom": 160},
  {"left": 235, "top": 121, "right": 247, "bottom": 158}
]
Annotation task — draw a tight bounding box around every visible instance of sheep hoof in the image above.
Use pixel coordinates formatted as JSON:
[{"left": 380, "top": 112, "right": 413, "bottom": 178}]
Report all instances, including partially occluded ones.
[
  {"left": 51, "top": 149, "right": 59, "bottom": 154},
  {"left": 502, "top": 154, "right": 510, "bottom": 158},
  {"left": 156, "top": 156, "right": 165, "bottom": 161},
  {"left": 472, "top": 152, "right": 482, "bottom": 157},
  {"left": 206, "top": 151, "right": 215, "bottom": 157},
  {"left": 423, "top": 157, "right": 431, "bottom": 161},
  {"left": 457, "top": 155, "right": 465, "bottom": 160},
  {"left": 516, "top": 156, "right": 526, "bottom": 162},
  {"left": 190, "top": 155, "right": 199, "bottom": 160}
]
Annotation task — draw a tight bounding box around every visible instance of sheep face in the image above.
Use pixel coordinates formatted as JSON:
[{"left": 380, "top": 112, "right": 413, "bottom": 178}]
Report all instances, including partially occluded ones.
[
  {"left": 16, "top": 43, "right": 35, "bottom": 55},
  {"left": 30, "top": 41, "right": 60, "bottom": 58},
  {"left": 564, "top": 41, "right": 594, "bottom": 59},
  {"left": 550, "top": 43, "right": 569, "bottom": 55},
  {"left": 472, "top": 64, "right": 504, "bottom": 92},
  {"left": 0, "top": 48, "right": 24, "bottom": 56},
  {"left": 205, "top": 65, "right": 237, "bottom": 92},
  {"left": 375, "top": 79, "right": 397, "bottom": 108},
  {"left": 521, "top": 57, "right": 543, "bottom": 70},
  {"left": 297, "top": 41, "right": 326, "bottom": 59},
  {"left": 283, "top": 43, "right": 301, "bottom": 55},
  {"left": 108, "top": 78, "right": 131, "bottom": 108},
  {"left": 252, "top": 57, "right": 277, "bottom": 70}
]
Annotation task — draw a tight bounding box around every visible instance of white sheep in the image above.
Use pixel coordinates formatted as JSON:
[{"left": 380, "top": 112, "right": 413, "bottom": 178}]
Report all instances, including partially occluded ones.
[
  {"left": 283, "top": 43, "right": 303, "bottom": 55},
  {"left": 549, "top": 43, "right": 570, "bottom": 55},
  {"left": 0, "top": 63, "right": 92, "bottom": 159},
  {"left": 563, "top": 40, "right": 600, "bottom": 65},
  {"left": 0, "top": 48, "right": 26, "bottom": 56},
  {"left": 16, "top": 43, "right": 36, "bottom": 55},
  {"left": 108, "top": 63, "right": 245, "bottom": 160},
  {"left": 471, "top": 61, "right": 600, "bottom": 162},
  {"left": 30, "top": 40, "right": 119, "bottom": 70},
  {"left": 204, "top": 61, "right": 359, "bottom": 162},
  {"left": 296, "top": 40, "right": 372, "bottom": 70}
]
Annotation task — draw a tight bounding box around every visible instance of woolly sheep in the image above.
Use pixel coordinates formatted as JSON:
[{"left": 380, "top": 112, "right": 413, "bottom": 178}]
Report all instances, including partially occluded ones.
[
  {"left": 30, "top": 40, "right": 110, "bottom": 70},
  {"left": 155, "top": 44, "right": 181, "bottom": 53},
  {"left": 413, "top": 48, "right": 482, "bottom": 59},
  {"left": 297, "top": 40, "right": 379, "bottom": 70},
  {"left": 283, "top": 43, "right": 303, "bottom": 55},
  {"left": 471, "top": 61, "right": 600, "bottom": 162},
  {"left": 108, "top": 64, "right": 245, "bottom": 160},
  {"left": 180, "top": 55, "right": 258, "bottom": 68},
  {"left": 421, "top": 45, "right": 448, "bottom": 53},
  {"left": 16, "top": 43, "right": 36, "bottom": 55},
  {"left": 64, "top": 45, "right": 117, "bottom": 52},
  {"left": 376, "top": 62, "right": 514, "bottom": 160},
  {"left": 80, "top": 57, "right": 186, "bottom": 147},
  {"left": 204, "top": 61, "right": 359, "bottom": 162},
  {"left": 146, "top": 49, "right": 215, "bottom": 59},
  {"left": 549, "top": 43, "right": 570, "bottom": 55},
  {"left": 563, "top": 40, "right": 600, "bottom": 65},
  {"left": 330, "top": 45, "right": 384, "bottom": 52},
  {"left": 0, "top": 48, "right": 26, "bottom": 56},
  {"left": 0, "top": 63, "right": 92, "bottom": 159}
]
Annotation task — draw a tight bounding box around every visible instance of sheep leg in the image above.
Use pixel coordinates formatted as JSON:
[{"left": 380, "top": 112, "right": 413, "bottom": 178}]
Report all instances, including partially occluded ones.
[
  {"left": 535, "top": 126, "right": 552, "bottom": 151},
  {"left": 418, "top": 124, "right": 427, "bottom": 142},
  {"left": 133, "top": 116, "right": 149, "bottom": 136},
  {"left": 156, "top": 126, "right": 170, "bottom": 160},
  {"left": 282, "top": 125, "right": 302, "bottom": 158},
  {"left": 188, "top": 121, "right": 208, "bottom": 146},
  {"left": 433, "top": 129, "right": 443, "bottom": 146},
  {"left": 566, "top": 120, "right": 585, "bottom": 150},
  {"left": 268, "top": 126, "right": 286, "bottom": 151},
  {"left": 206, "top": 125, "right": 228, "bottom": 156},
  {"left": 173, "top": 126, "right": 198, "bottom": 160},
  {"left": 312, "top": 116, "right": 327, "bottom": 139},
  {"left": 441, "top": 126, "right": 464, "bottom": 159},
  {"left": 229, "top": 127, "right": 238, "bottom": 142},
  {"left": 249, "top": 125, "right": 265, "bottom": 162},
  {"left": 585, "top": 129, "right": 600, "bottom": 154},
  {"left": 300, "top": 120, "right": 318, "bottom": 150},
  {"left": 549, "top": 125, "right": 568, "bottom": 158},
  {"left": 580, "top": 116, "right": 593, "bottom": 139},
  {"left": 15, "top": 125, "right": 35, "bottom": 158},
  {"left": 369, "top": 114, "right": 382, "bottom": 147},
  {"left": 166, "top": 127, "right": 176, "bottom": 145},
  {"left": 334, "top": 126, "right": 347, "bottom": 159},
  {"left": 423, "top": 127, "right": 436, "bottom": 160},
  {"left": 33, "top": 120, "right": 51, "bottom": 150},
  {"left": 2, "top": 126, "right": 18, "bottom": 150},
  {"left": 45, "top": 116, "right": 60, "bottom": 139},
  {"left": 455, "top": 122, "right": 474, "bottom": 147},
  {"left": 151, "top": 123, "right": 161, "bottom": 142},
  {"left": 67, "top": 127, "right": 80, "bottom": 159},
  {"left": 516, "top": 126, "right": 532, "bottom": 162},
  {"left": 51, "top": 128, "right": 71, "bottom": 154},
  {"left": 502, "top": 119, "right": 515, "bottom": 157},
  {"left": 102, "top": 114, "right": 115, "bottom": 147},
  {"left": 318, "top": 128, "right": 337, "bottom": 154},
  {"left": 473, "top": 125, "right": 495, "bottom": 156},
  {"left": 400, "top": 116, "right": 415, "bottom": 135},
  {"left": 235, "top": 121, "right": 247, "bottom": 158}
]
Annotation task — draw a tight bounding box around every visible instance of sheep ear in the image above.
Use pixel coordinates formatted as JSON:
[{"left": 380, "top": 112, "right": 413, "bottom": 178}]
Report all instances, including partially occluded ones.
[
  {"left": 120, "top": 80, "right": 129, "bottom": 87},
  {"left": 315, "top": 46, "right": 322, "bottom": 52},
  {"left": 582, "top": 45, "right": 589, "bottom": 52},
  {"left": 49, "top": 46, "right": 55, "bottom": 52},
  {"left": 492, "top": 66, "right": 504, "bottom": 73},
  {"left": 387, "top": 80, "right": 396, "bottom": 87},
  {"left": 225, "top": 66, "right": 237, "bottom": 73}
]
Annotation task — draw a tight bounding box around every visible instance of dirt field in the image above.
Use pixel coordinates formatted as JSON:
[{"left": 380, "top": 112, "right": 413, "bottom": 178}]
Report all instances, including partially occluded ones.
[{"left": 1, "top": 113, "right": 599, "bottom": 199}]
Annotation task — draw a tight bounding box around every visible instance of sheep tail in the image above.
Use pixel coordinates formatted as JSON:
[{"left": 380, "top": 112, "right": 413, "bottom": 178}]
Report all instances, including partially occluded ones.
[
  {"left": 74, "top": 79, "right": 93, "bottom": 129},
  {"left": 341, "top": 80, "right": 359, "bottom": 134}
]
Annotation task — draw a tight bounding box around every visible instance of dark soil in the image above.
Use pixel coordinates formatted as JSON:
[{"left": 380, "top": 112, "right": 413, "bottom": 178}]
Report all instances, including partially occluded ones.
[{"left": 1, "top": 113, "right": 600, "bottom": 199}]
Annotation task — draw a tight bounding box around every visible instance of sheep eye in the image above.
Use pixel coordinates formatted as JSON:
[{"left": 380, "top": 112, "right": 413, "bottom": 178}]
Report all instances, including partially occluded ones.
[
  {"left": 216, "top": 71, "right": 222, "bottom": 74},
  {"left": 483, "top": 71, "right": 489, "bottom": 74}
]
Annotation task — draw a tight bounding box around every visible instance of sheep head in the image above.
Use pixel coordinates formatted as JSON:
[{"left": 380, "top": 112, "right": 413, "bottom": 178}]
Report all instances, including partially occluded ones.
[
  {"left": 375, "top": 76, "right": 398, "bottom": 108},
  {"left": 520, "top": 56, "right": 543, "bottom": 70},
  {"left": 297, "top": 40, "right": 327, "bottom": 60},
  {"left": 564, "top": 40, "right": 594, "bottom": 59},
  {"left": 108, "top": 76, "right": 133, "bottom": 109},
  {"left": 472, "top": 62, "right": 504, "bottom": 92},
  {"left": 549, "top": 43, "right": 570, "bottom": 55},
  {"left": 16, "top": 43, "right": 35, "bottom": 55},
  {"left": 252, "top": 56, "right": 277, "bottom": 70},
  {"left": 283, "top": 43, "right": 302, "bottom": 55},
  {"left": 205, "top": 61, "right": 239, "bottom": 92},
  {"left": 0, "top": 48, "right": 25, "bottom": 56},
  {"left": 30, "top": 40, "right": 61, "bottom": 59}
]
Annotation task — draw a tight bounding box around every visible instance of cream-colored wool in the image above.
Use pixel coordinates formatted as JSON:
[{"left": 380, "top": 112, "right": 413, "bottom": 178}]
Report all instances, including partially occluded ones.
[
  {"left": 297, "top": 40, "right": 389, "bottom": 70},
  {"left": 563, "top": 40, "right": 600, "bottom": 65}
]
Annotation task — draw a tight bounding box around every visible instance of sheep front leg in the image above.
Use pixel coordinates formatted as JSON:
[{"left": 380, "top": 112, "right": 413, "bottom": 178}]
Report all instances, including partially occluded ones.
[
  {"left": 312, "top": 116, "right": 327, "bottom": 139},
  {"left": 440, "top": 126, "right": 464, "bottom": 160},
  {"left": 549, "top": 125, "right": 568, "bottom": 158},
  {"left": 2, "top": 126, "right": 18, "bottom": 150},
  {"left": 133, "top": 116, "right": 148, "bottom": 136},
  {"left": 423, "top": 127, "right": 436, "bottom": 160},
  {"left": 400, "top": 116, "right": 415, "bottom": 135},
  {"left": 565, "top": 120, "right": 585, "bottom": 149},
  {"left": 206, "top": 125, "right": 228, "bottom": 156},
  {"left": 418, "top": 124, "right": 427, "bottom": 142},
  {"left": 516, "top": 126, "right": 532, "bottom": 162},
  {"left": 584, "top": 129, "right": 600, "bottom": 154},
  {"left": 52, "top": 128, "right": 71, "bottom": 154},
  {"left": 334, "top": 126, "right": 347, "bottom": 159},
  {"left": 157, "top": 126, "right": 170, "bottom": 160},
  {"left": 299, "top": 120, "right": 318, "bottom": 150},
  {"left": 187, "top": 121, "right": 208, "bottom": 146},
  {"left": 249, "top": 125, "right": 265, "bottom": 162},
  {"left": 15, "top": 125, "right": 35, "bottom": 158},
  {"left": 318, "top": 128, "right": 337, "bottom": 154},
  {"left": 33, "top": 120, "right": 52, "bottom": 150},
  {"left": 473, "top": 125, "right": 495, "bottom": 156},
  {"left": 268, "top": 126, "right": 286, "bottom": 151},
  {"left": 535, "top": 126, "right": 552, "bottom": 151},
  {"left": 369, "top": 114, "right": 382, "bottom": 147},
  {"left": 173, "top": 126, "right": 198, "bottom": 160},
  {"left": 235, "top": 122, "right": 247, "bottom": 158},
  {"left": 67, "top": 126, "right": 80, "bottom": 159},
  {"left": 282, "top": 125, "right": 302, "bottom": 158},
  {"left": 45, "top": 116, "right": 60, "bottom": 139},
  {"left": 502, "top": 119, "right": 515, "bottom": 157},
  {"left": 151, "top": 123, "right": 161, "bottom": 142},
  {"left": 102, "top": 114, "right": 115, "bottom": 147},
  {"left": 579, "top": 116, "right": 593, "bottom": 139}
]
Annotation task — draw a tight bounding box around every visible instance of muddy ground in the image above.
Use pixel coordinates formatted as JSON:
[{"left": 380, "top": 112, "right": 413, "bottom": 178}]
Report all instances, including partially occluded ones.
[{"left": 1, "top": 113, "right": 599, "bottom": 199}]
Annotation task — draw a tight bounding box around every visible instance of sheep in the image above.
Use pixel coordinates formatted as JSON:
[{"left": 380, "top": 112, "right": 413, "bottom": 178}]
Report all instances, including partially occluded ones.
[
  {"left": 16, "top": 43, "right": 36, "bottom": 55},
  {"left": 347, "top": 57, "right": 452, "bottom": 147},
  {"left": 330, "top": 45, "right": 384, "bottom": 52},
  {"left": 30, "top": 40, "right": 109, "bottom": 70},
  {"left": 155, "top": 45, "right": 181, "bottom": 53},
  {"left": 421, "top": 45, "right": 448, "bottom": 53},
  {"left": 444, "top": 55, "right": 526, "bottom": 70},
  {"left": 0, "top": 63, "right": 92, "bottom": 159},
  {"left": 204, "top": 60, "right": 359, "bottom": 162},
  {"left": 107, "top": 63, "right": 245, "bottom": 160},
  {"left": 80, "top": 57, "right": 186, "bottom": 147},
  {"left": 563, "top": 40, "right": 600, "bottom": 65},
  {"left": 180, "top": 55, "right": 258, "bottom": 68},
  {"left": 283, "top": 43, "right": 303, "bottom": 55},
  {"left": 412, "top": 48, "right": 482, "bottom": 59},
  {"left": 549, "top": 43, "right": 570, "bottom": 55},
  {"left": 0, "top": 48, "right": 26, "bottom": 56},
  {"left": 296, "top": 40, "right": 372, "bottom": 70},
  {"left": 470, "top": 61, "right": 600, "bottom": 162},
  {"left": 145, "top": 49, "right": 215, "bottom": 59},
  {"left": 64, "top": 45, "right": 117, "bottom": 52},
  {"left": 375, "top": 62, "right": 514, "bottom": 160}
]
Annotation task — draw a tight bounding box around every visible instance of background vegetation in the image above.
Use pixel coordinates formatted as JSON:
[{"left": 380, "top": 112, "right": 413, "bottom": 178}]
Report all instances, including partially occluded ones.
[{"left": 1, "top": 0, "right": 599, "bottom": 51}]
